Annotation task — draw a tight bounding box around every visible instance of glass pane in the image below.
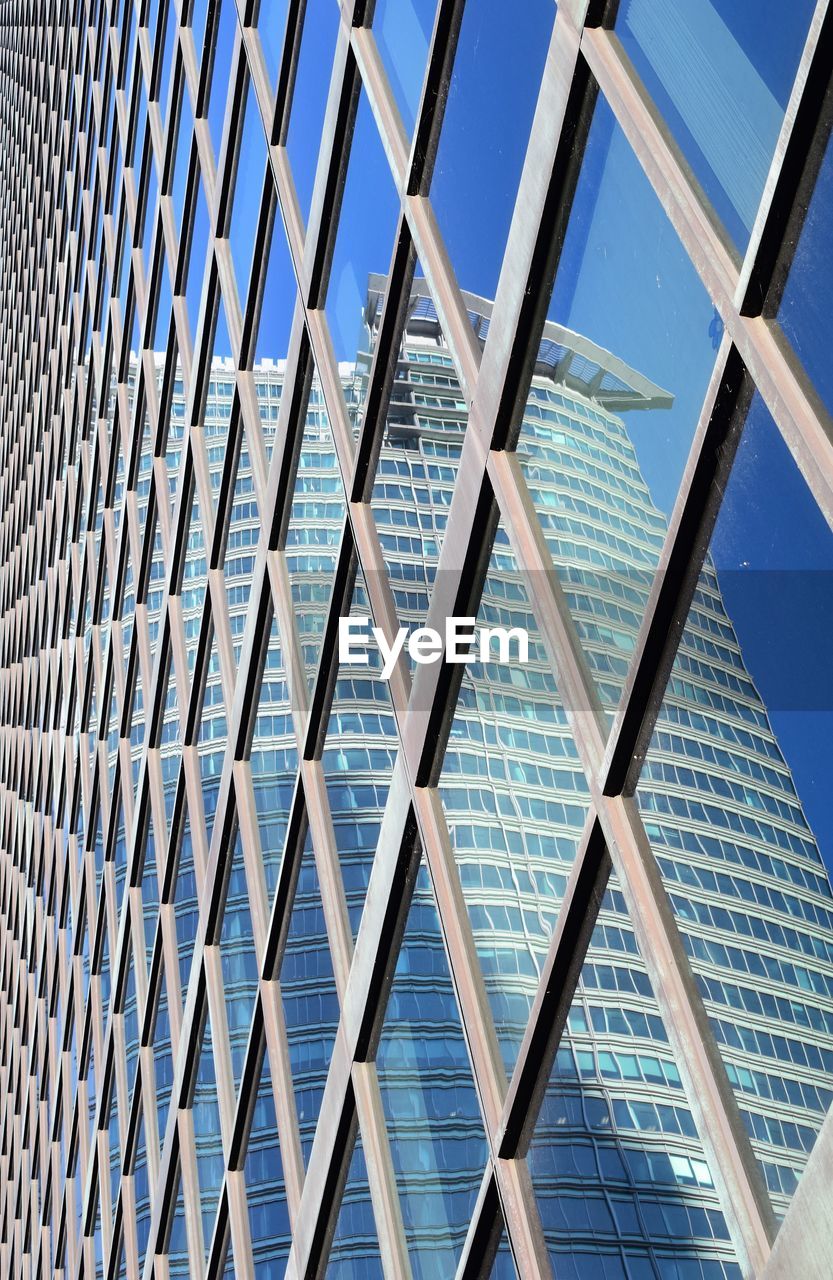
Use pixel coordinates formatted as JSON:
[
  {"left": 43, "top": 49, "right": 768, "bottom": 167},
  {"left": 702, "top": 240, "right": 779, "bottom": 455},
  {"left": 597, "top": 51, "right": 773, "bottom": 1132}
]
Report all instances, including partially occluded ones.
[
  {"left": 326, "top": 1132, "right": 384, "bottom": 1278},
  {"left": 325, "top": 90, "right": 400, "bottom": 432},
  {"left": 172, "top": 803, "right": 200, "bottom": 999},
  {"left": 184, "top": 176, "right": 210, "bottom": 343},
  {"left": 219, "top": 829, "right": 259, "bottom": 1090},
  {"left": 207, "top": 0, "right": 237, "bottom": 161},
  {"left": 249, "top": 611, "right": 297, "bottom": 896},
  {"left": 202, "top": 294, "right": 235, "bottom": 506},
  {"left": 285, "top": 0, "right": 340, "bottom": 226},
  {"left": 431, "top": 0, "right": 554, "bottom": 298},
  {"left": 372, "top": 0, "right": 437, "bottom": 137},
  {"left": 192, "top": 1006, "right": 225, "bottom": 1252},
  {"left": 228, "top": 80, "right": 267, "bottom": 311},
  {"left": 223, "top": 439, "right": 260, "bottom": 665},
  {"left": 517, "top": 98, "right": 719, "bottom": 719},
  {"left": 279, "top": 831, "right": 340, "bottom": 1164},
  {"left": 636, "top": 394, "right": 833, "bottom": 1219},
  {"left": 284, "top": 364, "right": 346, "bottom": 684},
  {"left": 251, "top": 197, "right": 296, "bottom": 380},
  {"left": 616, "top": 0, "right": 815, "bottom": 252},
  {"left": 159, "top": 648, "right": 182, "bottom": 834},
  {"left": 181, "top": 472, "right": 208, "bottom": 678},
  {"left": 197, "top": 631, "right": 227, "bottom": 849},
  {"left": 323, "top": 567, "right": 398, "bottom": 937},
  {"left": 244, "top": 1051, "right": 291, "bottom": 1277},
  {"left": 439, "top": 520, "right": 590, "bottom": 1074},
  {"left": 529, "top": 872, "right": 739, "bottom": 1279},
  {"left": 370, "top": 274, "right": 465, "bottom": 579},
  {"left": 257, "top": 0, "right": 289, "bottom": 91},
  {"left": 777, "top": 131, "right": 833, "bottom": 419},
  {"left": 165, "top": 1165, "right": 190, "bottom": 1279},
  {"left": 376, "top": 862, "right": 488, "bottom": 1277},
  {"left": 133, "top": 1111, "right": 152, "bottom": 1269},
  {"left": 489, "top": 1234, "right": 517, "bottom": 1279},
  {"left": 150, "top": 965, "right": 175, "bottom": 1149}
]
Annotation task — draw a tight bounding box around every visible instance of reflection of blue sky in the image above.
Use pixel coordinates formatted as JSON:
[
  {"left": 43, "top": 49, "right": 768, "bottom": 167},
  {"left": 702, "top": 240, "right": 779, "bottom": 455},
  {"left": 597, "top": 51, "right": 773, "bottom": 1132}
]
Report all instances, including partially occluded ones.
[
  {"left": 430, "top": 0, "right": 553, "bottom": 300},
  {"left": 373, "top": 0, "right": 436, "bottom": 136},
  {"left": 711, "top": 398, "right": 833, "bottom": 874},
  {"left": 326, "top": 94, "right": 399, "bottom": 362},
  {"left": 258, "top": 0, "right": 288, "bottom": 89},
  {"left": 616, "top": 0, "right": 814, "bottom": 250},
  {"left": 551, "top": 100, "right": 716, "bottom": 518},
  {"left": 779, "top": 132, "right": 833, "bottom": 419},
  {"left": 286, "top": 0, "right": 340, "bottom": 225},
  {"left": 254, "top": 209, "right": 295, "bottom": 365}
]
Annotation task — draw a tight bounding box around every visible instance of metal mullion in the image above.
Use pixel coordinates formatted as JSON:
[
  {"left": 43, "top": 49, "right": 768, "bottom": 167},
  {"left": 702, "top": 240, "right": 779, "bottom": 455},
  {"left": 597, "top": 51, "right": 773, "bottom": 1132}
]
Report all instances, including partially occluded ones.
[{"left": 488, "top": 445, "right": 777, "bottom": 1274}]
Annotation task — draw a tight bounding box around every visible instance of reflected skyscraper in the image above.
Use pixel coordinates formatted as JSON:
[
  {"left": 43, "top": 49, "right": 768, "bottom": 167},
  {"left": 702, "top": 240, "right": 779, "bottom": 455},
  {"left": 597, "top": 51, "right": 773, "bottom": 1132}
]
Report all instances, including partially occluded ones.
[{"left": 134, "top": 280, "right": 833, "bottom": 1277}]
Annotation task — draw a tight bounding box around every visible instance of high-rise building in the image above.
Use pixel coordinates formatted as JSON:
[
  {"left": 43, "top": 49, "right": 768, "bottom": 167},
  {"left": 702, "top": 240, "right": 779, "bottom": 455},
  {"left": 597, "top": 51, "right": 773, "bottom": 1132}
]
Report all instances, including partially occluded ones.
[{"left": 2, "top": 3, "right": 833, "bottom": 1280}]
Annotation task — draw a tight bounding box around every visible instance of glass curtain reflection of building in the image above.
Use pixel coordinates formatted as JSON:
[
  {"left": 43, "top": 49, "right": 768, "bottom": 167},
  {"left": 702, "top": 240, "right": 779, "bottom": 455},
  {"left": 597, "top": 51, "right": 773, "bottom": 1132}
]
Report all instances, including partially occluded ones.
[{"left": 146, "top": 281, "right": 833, "bottom": 1278}]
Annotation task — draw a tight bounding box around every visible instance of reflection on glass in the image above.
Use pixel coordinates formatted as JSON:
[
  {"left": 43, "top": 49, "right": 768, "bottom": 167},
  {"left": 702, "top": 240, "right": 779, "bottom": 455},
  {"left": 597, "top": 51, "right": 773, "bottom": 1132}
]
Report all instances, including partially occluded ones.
[
  {"left": 244, "top": 1052, "right": 291, "bottom": 1275},
  {"left": 616, "top": 0, "right": 814, "bottom": 251},
  {"left": 489, "top": 1236, "right": 517, "bottom": 1278},
  {"left": 372, "top": 0, "right": 437, "bottom": 136},
  {"left": 223, "top": 439, "right": 260, "bottom": 664},
  {"left": 192, "top": 1006, "right": 224, "bottom": 1253},
  {"left": 249, "top": 613, "right": 297, "bottom": 897},
  {"left": 529, "top": 874, "right": 739, "bottom": 1279},
  {"left": 165, "top": 1167, "right": 189, "bottom": 1279},
  {"left": 229, "top": 80, "right": 267, "bottom": 311},
  {"left": 778, "top": 132, "right": 833, "bottom": 418},
  {"left": 439, "top": 523, "right": 590, "bottom": 1075},
  {"left": 120, "top": 225, "right": 833, "bottom": 1270},
  {"left": 279, "top": 831, "right": 340, "bottom": 1165},
  {"left": 370, "top": 274, "right": 464, "bottom": 580},
  {"left": 326, "top": 1131, "right": 384, "bottom": 1277},
  {"left": 286, "top": 0, "right": 340, "bottom": 226},
  {"left": 431, "top": 0, "right": 553, "bottom": 298},
  {"left": 517, "top": 98, "right": 718, "bottom": 717},
  {"left": 197, "top": 632, "right": 226, "bottom": 849},
  {"left": 256, "top": 0, "right": 289, "bottom": 92},
  {"left": 219, "top": 830, "right": 259, "bottom": 1090},
  {"left": 207, "top": 0, "right": 237, "bottom": 161},
  {"left": 325, "top": 91, "right": 399, "bottom": 429},
  {"left": 637, "top": 394, "right": 833, "bottom": 1219},
  {"left": 284, "top": 366, "right": 346, "bottom": 683},
  {"left": 323, "top": 568, "right": 398, "bottom": 937},
  {"left": 376, "top": 863, "right": 488, "bottom": 1277}
]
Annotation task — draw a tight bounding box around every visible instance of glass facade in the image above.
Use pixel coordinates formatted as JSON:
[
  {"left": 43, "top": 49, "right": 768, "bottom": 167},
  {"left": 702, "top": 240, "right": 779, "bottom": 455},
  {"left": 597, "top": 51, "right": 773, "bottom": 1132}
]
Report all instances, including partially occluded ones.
[{"left": 3, "top": 3, "right": 833, "bottom": 1280}]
